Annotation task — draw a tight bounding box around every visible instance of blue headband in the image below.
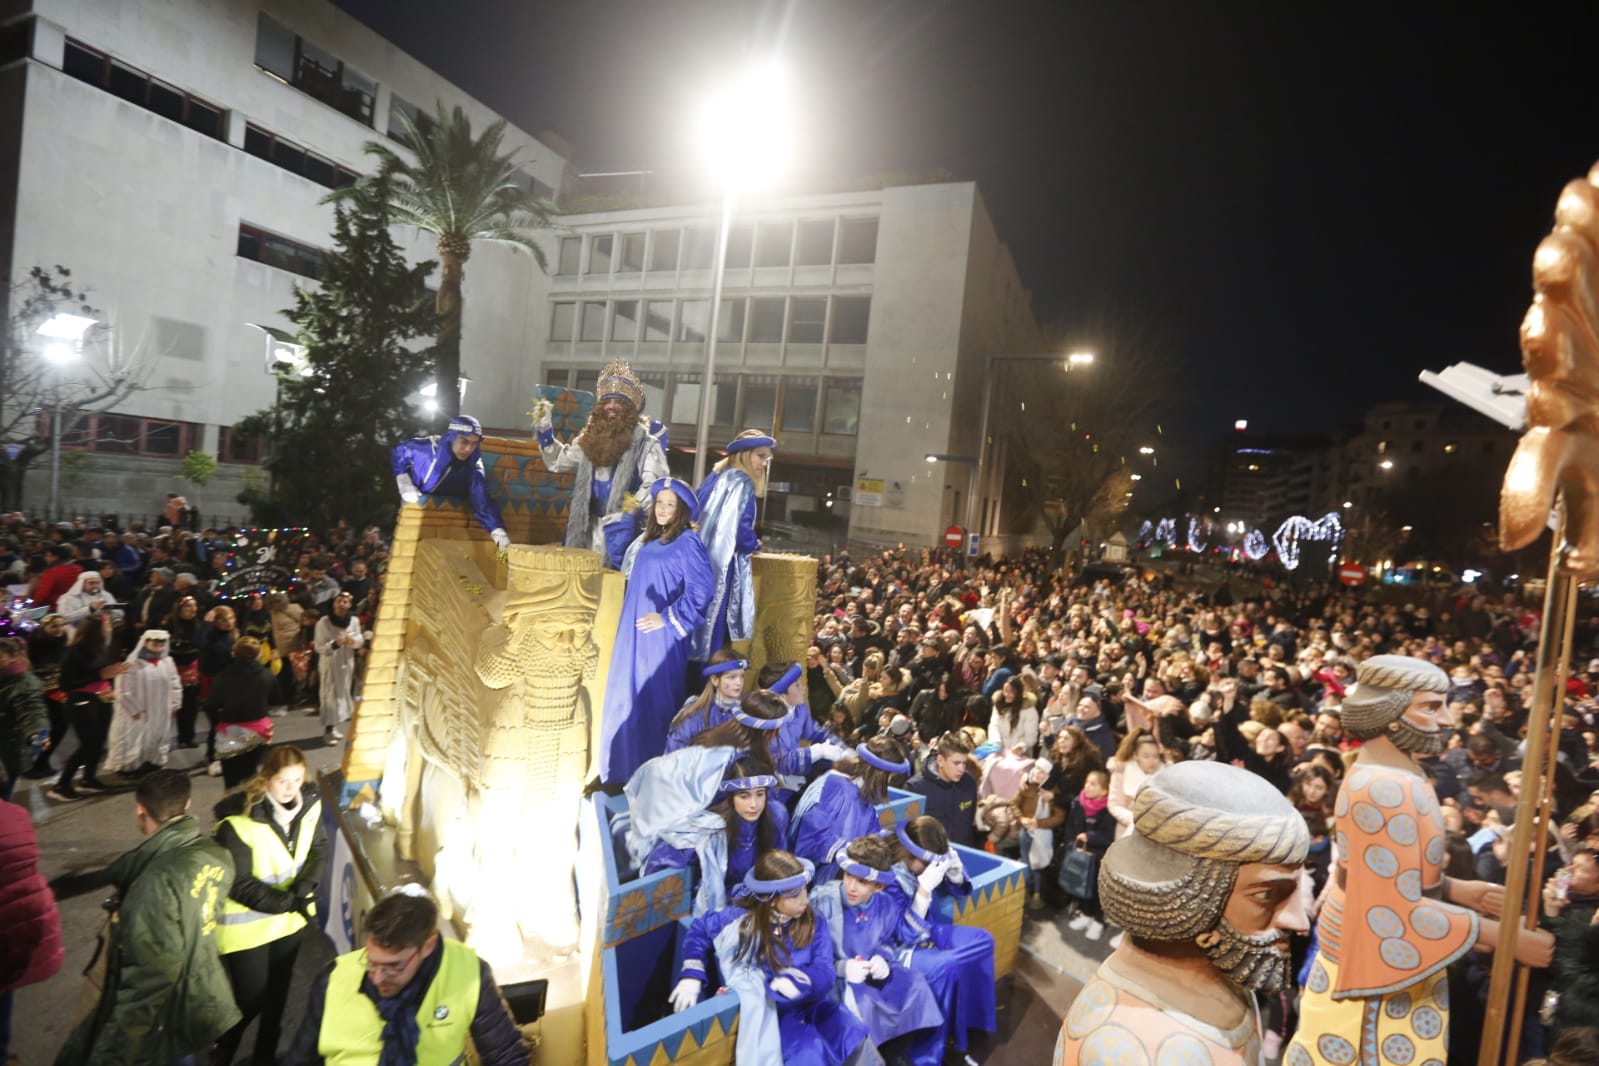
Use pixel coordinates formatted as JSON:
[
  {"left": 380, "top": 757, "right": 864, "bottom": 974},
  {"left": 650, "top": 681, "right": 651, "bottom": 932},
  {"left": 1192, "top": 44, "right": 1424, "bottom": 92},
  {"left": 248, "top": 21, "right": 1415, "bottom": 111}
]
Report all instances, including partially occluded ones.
[
  {"left": 743, "top": 858, "right": 815, "bottom": 899},
  {"left": 774, "top": 663, "right": 804, "bottom": 694},
  {"left": 704, "top": 659, "right": 749, "bottom": 679},
  {"left": 447, "top": 416, "right": 482, "bottom": 437},
  {"left": 726, "top": 434, "right": 776, "bottom": 454},
  {"left": 839, "top": 859, "right": 896, "bottom": 885},
  {"left": 721, "top": 774, "right": 779, "bottom": 793},
  {"left": 895, "top": 820, "right": 939, "bottom": 863},
  {"left": 650, "top": 477, "right": 701, "bottom": 522},
  {"left": 733, "top": 703, "right": 788, "bottom": 731},
  {"left": 856, "top": 743, "right": 911, "bottom": 775}
]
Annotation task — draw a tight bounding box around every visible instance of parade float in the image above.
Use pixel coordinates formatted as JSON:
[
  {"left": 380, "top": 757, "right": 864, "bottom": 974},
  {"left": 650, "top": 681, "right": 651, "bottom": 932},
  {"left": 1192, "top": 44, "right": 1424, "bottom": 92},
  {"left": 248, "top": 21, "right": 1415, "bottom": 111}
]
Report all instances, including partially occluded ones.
[{"left": 315, "top": 389, "right": 1026, "bottom": 1062}]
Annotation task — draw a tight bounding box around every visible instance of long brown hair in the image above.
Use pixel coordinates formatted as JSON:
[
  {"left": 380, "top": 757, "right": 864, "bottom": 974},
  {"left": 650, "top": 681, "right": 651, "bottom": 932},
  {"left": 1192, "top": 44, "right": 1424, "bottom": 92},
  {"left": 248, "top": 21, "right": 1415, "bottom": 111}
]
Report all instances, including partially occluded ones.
[
  {"left": 230, "top": 744, "right": 308, "bottom": 817},
  {"left": 643, "top": 488, "right": 693, "bottom": 544},
  {"left": 837, "top": 735, "right": 908, "bottom": 804},
  {"left": 735, "top": 850, "right": 815, "bottom": 973},
  {"left": 711, "top": 758, "right": 783, "bottom": 856},
  {"left": 694, "top": 690, "right": 788, "bottom": 766},
  {"left": 1056, "top": 726, "right": 1103, "bottom": 779},
  {"left": 670, "top": 648, "right": 745, "bottom": 730}
]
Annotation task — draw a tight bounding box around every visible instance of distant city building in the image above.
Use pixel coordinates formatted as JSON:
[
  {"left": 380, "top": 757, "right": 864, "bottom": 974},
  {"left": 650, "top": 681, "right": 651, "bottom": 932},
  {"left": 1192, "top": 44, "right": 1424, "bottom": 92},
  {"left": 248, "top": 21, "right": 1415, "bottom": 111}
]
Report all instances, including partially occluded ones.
[
  {"left": 0, "top": 0, "right": 1044, "bottom": 549},
  {"left": 1205, "top": 432, "right": 1336, "bottom": 528}
]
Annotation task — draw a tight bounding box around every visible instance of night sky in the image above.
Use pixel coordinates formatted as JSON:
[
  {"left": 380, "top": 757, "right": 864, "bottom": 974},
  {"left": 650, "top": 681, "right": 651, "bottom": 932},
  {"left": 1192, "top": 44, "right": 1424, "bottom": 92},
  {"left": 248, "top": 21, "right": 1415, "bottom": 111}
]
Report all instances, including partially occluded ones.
[{"left": 332, "top": 1, "right": 1599, "bottom": 455}]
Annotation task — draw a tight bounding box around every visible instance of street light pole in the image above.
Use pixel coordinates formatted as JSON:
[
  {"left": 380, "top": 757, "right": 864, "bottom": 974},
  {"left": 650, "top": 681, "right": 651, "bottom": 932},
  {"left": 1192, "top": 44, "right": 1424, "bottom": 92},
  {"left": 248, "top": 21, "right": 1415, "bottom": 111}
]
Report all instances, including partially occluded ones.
[{"left": 693, "top": 188, "right": 737, "bottom": 486}]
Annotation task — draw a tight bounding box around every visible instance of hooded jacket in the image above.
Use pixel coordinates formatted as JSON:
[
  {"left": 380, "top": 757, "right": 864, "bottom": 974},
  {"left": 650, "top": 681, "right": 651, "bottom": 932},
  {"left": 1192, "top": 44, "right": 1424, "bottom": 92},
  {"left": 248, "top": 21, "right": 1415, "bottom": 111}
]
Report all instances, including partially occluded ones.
[
  {"left": 56, "top": 814, "right": 240, "bottom": 1065},
  {"left": 390, "top": 415, "right": 507, "bottom": 537}
]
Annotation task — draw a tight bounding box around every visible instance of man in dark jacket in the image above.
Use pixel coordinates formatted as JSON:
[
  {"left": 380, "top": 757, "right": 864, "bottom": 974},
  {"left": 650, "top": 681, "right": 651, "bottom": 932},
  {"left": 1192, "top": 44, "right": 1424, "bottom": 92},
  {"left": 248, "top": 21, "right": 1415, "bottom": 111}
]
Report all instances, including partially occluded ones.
[
  {"left": 284, "top": 890, "right": 528, "bottom": 1066},
  {"left": 57, "top": 770, "right": 239, "bottom": 1065},
  {"left": 0, "top": 637, "right": 48, "bottom": 801},
  {"left": 1542, "top": 847, "right": 1599, "bottom": 1040},
  {"left": 905, "top": 731, "right": 979, "bottom": 848}
]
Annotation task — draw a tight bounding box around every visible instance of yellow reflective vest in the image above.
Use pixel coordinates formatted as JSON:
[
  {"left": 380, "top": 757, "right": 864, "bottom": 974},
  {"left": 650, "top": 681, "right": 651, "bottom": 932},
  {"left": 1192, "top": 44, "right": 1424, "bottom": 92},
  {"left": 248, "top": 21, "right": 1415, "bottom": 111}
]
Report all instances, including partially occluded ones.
[
  {"left": 214, "top": 797, "right": 321, "bottom": 955},
  {"left": 318, "top": 938, "right": 481, "bottom": 1066}
]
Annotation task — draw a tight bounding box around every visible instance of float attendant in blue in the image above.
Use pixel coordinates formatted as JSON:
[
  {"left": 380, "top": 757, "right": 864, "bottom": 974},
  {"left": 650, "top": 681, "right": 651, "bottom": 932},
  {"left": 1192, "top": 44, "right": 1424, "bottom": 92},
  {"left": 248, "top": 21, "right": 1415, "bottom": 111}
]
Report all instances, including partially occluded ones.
[
  {"left": 391, "top": 415, "right": 510, "bottom": 550},
  {"left": 689, "top": 430, "right": 774, "bottom": 673},
  {"left": 599, "top": 478, "right": 714, "bottom": 784}
]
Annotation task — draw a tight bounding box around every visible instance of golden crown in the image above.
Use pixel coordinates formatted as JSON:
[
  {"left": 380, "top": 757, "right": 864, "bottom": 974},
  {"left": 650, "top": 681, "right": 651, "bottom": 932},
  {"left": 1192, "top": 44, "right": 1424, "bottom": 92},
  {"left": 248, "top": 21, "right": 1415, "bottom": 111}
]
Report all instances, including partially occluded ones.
[{"left": 596, "top": 359, "right": 645, "bottom": 411}]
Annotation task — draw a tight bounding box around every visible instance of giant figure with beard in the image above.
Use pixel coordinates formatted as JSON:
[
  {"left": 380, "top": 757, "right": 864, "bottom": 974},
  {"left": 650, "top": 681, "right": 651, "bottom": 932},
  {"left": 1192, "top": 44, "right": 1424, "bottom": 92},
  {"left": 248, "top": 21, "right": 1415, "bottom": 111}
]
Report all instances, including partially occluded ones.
[
  {"left": 1285, "top": 655, "right": 1552, "bottom": 1066},
  {"left": 1055, "top": 761, "right": 1309, "bottom": 1065},
  {"left": 534, "top": 359, "right": 669, "bottom": 558}
]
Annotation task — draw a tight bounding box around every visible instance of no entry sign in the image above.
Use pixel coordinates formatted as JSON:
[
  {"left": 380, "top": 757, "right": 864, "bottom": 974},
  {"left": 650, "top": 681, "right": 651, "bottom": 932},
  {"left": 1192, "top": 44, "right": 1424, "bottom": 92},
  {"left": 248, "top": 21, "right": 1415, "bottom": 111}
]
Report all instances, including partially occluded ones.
[
  {"left": 944, "top": 526, "right": 965, "bottom": 548},
  {"left": 1338, "top": 563, "right": 1367, "bottom": 587}
]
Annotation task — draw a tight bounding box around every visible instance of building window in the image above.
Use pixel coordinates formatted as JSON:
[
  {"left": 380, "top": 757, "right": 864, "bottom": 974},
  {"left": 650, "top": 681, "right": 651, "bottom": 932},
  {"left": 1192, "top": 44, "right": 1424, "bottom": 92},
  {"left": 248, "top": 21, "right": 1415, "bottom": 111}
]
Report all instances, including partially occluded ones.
[
  {"left": 795, "top": 220, "right": 834, "bottom": 266},
  {"left": 718, "top": 299, "right": 747, "bottom": 343},
  {"left": 639, "top": 372, "right": 667, "bottom": 417},
  {"left": 1410, "top": 440, "right": 1424, "bottom": 453},
  {"left": 743, "top": 379, "right": 779, "bottom": 430},
  {"left": 724, "top": 223, "right": 754, "bottom": 269},
  {"left": 823, "top": 381, "right": 862, "bottom": 436},
  {"left": 255, "top": 13, "right": 377, "bottom": 126},
  {"left": 587, "top": 235, "right": 613, "bottom": 275},
  {"left": 781, "top": 380, "right": 818, "bottom": 433},
  {"left": 754, "top": 221, "right": 792, "bottom": 268},
  {"left": 237, "top": 223, "right": 323, "bottom": 280},
  {"left": 611, "top": 300, "right": 639, "bottom": 342},
  {"left": 386, "top": 93, "right": 436, "bottom": 142},
  {"left": 557, "top": 237, "right": 582, "bottom": 275},
  {"left": 643, "top": 301, "right": 673, "bottom": 342},
  {"left": 650, "top": 230, "right": 680, "bottom": 272},
  {"left": 219, "top": 426, "right": 264, "bottom": 464},
  {"left": 579, "top": 302, "right": 606, "bottom": 342},
  {"left": 669, "top": 375, "right": 735, "bottom": 426},
  {"left": 748, "top": 298, "right": 786, "bottom": 343},
  {"left": 1376, "top": 440, "right": 1388, "bottom": 454},
  {"left": 64, "top": 415, "right": 200, "bottom": 457},
  {"left": 788, "top": 297, "right": 827, "bottom": 344},
  {"left": 619, "top": 233, "right": 646, "bottom": 273},
  {"left": 62, "top": 39, "right": 225, "bottom": 140},
  {"left": 1444, "top": 442, "right": 1458, "bottom": 454},
  {"left": 829, "top": 296, "right": 871, "bottom": 344},
  {"left": 838, "top": 218, "right": 878, "bottom": 264},
  {"left": 681, "top": 225, "right": 717, "bottom": 269},
  {"left": 678, "top": 300, "right": 709, "bottom": 344},
  {"left": 243, "top": 124, "right": 358, "bottom": 189},
  {"left": 549, "top": 303, "right": 575, "bottom": 342}
]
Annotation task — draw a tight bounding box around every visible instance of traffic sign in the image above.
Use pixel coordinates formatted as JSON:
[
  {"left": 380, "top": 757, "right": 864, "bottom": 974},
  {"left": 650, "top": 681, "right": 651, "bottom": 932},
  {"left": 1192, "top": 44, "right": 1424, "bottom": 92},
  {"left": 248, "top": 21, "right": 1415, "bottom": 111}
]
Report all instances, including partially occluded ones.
[
  {"left": 1338, "top": 563, "right": 1366, "bottom": 587},
  {"left": 944, "top": 525, "right": 964, "bottom": 548},
  {"left": 967, "top": 533, "right": 980, "bottom": 558}
]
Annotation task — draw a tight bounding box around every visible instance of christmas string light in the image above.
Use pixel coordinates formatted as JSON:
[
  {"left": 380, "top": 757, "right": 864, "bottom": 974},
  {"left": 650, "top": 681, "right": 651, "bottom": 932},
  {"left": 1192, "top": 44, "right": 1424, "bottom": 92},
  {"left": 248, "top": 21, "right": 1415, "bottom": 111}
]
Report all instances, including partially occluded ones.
[
  {"left": 1242, "top": 528, "right": 1270, "bottom": 561},
  {"left": 1154, "top": 518, "right": 1177, "bottom": 548},
  {"left": 1187, "top": 517, "right": 1209, "bottom": 554},
  {"left": 1271, "top": 513, "right": 1343, "bottom": 571}
]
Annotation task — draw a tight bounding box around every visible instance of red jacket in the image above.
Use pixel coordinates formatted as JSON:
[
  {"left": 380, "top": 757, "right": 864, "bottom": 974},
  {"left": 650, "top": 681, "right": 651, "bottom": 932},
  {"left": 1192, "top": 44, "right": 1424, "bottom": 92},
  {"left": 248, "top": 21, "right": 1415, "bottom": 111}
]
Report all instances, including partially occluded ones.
[
  {"left": 0, "top": 799, "right": 63, "bottom": 995},
  {"left": 34, "top": 561, "right": 83, "bottom": 611}
]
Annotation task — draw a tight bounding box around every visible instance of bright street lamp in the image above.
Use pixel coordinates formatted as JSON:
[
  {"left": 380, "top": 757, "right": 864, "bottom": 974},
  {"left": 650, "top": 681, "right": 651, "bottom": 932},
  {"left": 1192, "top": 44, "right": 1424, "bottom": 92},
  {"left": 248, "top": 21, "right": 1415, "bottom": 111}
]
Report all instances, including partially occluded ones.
[
  {"left": 36, "top": 313, "right": 98, "bottom": 516},
  {"left": 36, "top": 312, "right": 97, "bottom": 342},
  {"left": 1067, "top": 351, "right": 1095, "bottom": 366},
  {"left": 1379, "top": 459, "right": 1394, "bottom": 470},
  {"left": 692, "top": 60, "right": 790, "bottom": 486},
  {"left": 1138, "top": 446, "right": 1154, "bottom": 456}
]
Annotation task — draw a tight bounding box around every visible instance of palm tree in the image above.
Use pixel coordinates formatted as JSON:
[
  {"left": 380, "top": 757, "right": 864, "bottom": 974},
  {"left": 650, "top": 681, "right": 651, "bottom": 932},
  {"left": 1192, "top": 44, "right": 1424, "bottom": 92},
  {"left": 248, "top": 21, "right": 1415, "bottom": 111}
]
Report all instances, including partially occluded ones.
[{"left": 333, "top": 102, "right": 552, "bottom": 418}]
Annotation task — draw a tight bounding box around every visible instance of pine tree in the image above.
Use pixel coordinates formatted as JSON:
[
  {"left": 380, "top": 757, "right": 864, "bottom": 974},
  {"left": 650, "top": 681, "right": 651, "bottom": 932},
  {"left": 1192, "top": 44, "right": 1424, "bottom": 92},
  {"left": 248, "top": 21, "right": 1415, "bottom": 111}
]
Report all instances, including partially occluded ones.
[{"left": 237, "top": 177, "right": 437, "bottom": 530}]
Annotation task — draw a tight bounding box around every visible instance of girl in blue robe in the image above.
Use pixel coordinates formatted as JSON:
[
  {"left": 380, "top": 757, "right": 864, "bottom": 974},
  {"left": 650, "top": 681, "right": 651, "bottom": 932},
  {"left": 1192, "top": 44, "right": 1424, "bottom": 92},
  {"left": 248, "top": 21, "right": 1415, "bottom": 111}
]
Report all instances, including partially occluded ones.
[
  {"left": 889, "top": 816, "right": 997, "bottom": 1054},
  {"left": 598, "top": 478, "right": 714, "bottom": 785},
  {"left": 663, "top": 651, "right": 747, "bottom": 753},
  {"left": 642, "top": 758, "right": 791, "bottom": 905},
  {"left": 791, "top": 737, "right": 911, "bottom": 883},
  {"left": 672, "top": 851, "right": 876, "bottom": 1066},
  {"left": 688, "top": 431, "right": 774, "bottom": 681},
  {"left": 812, "top": 836, "right": 944, "bottom": 1065}
]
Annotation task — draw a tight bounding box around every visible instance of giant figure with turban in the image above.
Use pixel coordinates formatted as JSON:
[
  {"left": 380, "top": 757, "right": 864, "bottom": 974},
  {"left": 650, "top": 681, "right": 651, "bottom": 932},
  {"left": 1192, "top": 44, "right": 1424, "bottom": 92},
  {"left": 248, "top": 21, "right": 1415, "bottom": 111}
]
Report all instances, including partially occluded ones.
[
  {"left": 532, "top": 359, "right": 669, "bottom": 558},
  {"left": 1286, "top": 655, "right": 1553, "bottom": 1066},
  {"left": 1055, "top": 760, "right": 1310, "bottom": 1064}
]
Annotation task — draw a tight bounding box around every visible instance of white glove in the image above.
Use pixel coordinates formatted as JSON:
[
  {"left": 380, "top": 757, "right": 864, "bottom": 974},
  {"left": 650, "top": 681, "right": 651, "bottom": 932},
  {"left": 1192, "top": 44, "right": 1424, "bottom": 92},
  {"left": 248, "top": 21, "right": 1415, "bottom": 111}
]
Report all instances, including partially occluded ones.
[
  {"left": 867, "top": 955, "right": 890, "bottom": 981},
  {"left": 917, "top": 855, "right": 951, "bottom": 894},
  {"left": 810, "top": 741, "right": 849, "bottom": 762},
  {"left": 843, "top": 957, "right": 871, "bottom": 984},
  {"left": 395, "top": 473, "right": 421, "bottom": 504},
  {"left": 669, "top": 977, "right": 702, "bottom": 1013},
  {"left": 768, "top": 976, "right": 801, "bottom": 1001},
  {"left": 490, "top": 528, "right": 511, "bottom": 551},
  {"left": 531, "top": 399, "right": 554, "bottom": 430}
]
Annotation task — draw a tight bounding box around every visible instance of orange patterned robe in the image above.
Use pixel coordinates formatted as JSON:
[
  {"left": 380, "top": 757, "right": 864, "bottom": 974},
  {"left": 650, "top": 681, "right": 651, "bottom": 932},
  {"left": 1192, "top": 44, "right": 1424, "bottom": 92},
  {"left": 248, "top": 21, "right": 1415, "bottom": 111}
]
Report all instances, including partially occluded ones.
[
  {"left": 1286, "top": 763, "right": 1480, "bottom": 1066},
  {"left": 1054, "top": 955, "right": 1262, "bottom": 1065}
]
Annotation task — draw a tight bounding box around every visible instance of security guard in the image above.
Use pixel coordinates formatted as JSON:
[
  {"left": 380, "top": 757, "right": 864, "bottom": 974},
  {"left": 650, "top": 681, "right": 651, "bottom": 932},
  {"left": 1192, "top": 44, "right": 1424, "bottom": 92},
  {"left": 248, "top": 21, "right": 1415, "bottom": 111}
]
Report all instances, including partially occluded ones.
[
  {"left": 212, "top": 744, "right": 326, "bottom": 1065},
  {"left": 284, "top": 888, "right": 529, "bottom": 1066}
]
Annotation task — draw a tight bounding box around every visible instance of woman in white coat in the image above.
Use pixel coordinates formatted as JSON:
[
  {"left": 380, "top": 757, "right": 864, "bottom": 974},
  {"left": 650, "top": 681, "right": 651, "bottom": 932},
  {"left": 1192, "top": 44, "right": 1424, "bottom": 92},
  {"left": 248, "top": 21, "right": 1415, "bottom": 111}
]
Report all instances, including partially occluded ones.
[
  {"left": 313, "top": 591, "right": 363, "bottom": 746},
  {"left": 103, "top": 629, "right": 182, "bottom": 774}
]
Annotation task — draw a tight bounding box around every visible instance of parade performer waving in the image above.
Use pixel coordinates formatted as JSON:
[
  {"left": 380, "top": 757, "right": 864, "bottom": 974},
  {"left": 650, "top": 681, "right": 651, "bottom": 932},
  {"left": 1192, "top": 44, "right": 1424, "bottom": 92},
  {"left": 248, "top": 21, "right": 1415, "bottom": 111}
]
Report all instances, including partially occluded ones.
[{"left": 391, "top": 415, "right": 510, "bottom": 550}]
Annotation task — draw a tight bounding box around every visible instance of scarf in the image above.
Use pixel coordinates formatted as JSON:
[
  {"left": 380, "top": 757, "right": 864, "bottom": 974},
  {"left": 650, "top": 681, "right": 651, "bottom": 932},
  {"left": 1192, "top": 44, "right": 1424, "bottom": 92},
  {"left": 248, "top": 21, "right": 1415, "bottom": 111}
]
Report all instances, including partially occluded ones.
[
  {"left": 266, "top": 790, "right": 299, "bottom": 833},
  {"left": 1078, "top": 793, "right": 1108, "bottom": 818},
  {"left": 362, "top": 941, "right": 441, "bottom": 1066}
]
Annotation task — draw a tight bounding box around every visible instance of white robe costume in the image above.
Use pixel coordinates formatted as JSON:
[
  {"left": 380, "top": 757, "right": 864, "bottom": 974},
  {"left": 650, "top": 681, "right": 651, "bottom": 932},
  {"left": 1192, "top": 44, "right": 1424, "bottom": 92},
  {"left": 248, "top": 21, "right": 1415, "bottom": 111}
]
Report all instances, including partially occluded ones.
[
  {"left": 315, "top": 611, "right": 364, "bottom": 729},
  {"left": 103, "top": 631, "right": 181, "bottom": 772},
  {"left": 57, "top": 570, "right": 111, "bottom": 632}
]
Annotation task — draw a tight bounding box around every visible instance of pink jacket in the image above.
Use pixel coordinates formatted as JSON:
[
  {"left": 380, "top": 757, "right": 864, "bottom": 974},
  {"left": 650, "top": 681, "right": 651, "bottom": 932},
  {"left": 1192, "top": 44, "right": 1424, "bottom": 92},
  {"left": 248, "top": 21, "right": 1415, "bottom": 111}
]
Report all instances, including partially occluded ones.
[{"left": 0, "top": 799, "right": 63, "bottom": 995}]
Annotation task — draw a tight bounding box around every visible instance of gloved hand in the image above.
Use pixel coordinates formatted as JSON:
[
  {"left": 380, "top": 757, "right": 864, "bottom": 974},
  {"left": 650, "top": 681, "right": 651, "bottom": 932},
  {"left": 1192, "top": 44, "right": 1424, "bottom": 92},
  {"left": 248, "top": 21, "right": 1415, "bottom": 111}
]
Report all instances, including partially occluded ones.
[
  {"left": 395, "top": 472, "right": 421, "bottom": 504},
  {"left": 843, "top": 957, "right": 871, "bottom": 984},
  {"left": 768, "top": 976, "right": 801, "bottom": 1001},
  {"left": 917, "top": 855, "right": 951, "bottom": 894},
  {"left": 669, "top": 977, "right": 702, "bottom": 1013},
  {"left": 867, "top": 955, "right": 890, "bottom": 981},
  {"left": 490, "top": 528, "right": 511, "bottom": 551},
  {"left": 809, "top": 741, "right": 849, "bottom": 762},
  {"left": 531, "top": 399, "right": 555, "bottom": 431}
]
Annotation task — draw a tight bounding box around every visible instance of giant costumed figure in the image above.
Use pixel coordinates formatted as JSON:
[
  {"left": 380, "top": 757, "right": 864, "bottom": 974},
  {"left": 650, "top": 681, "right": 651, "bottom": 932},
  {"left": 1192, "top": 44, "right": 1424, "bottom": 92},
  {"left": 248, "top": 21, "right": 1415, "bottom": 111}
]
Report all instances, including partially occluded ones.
[
  {"left": 690, "top": 428, "right": 774, "bottom": 670},
  {"left": 1285, "top": 656, "right": 1553, "bottom": 1066},
  {"left": 391, "top": 415, "right": 511, "bottom": 549},
  {"left": 531, "top": 360, "right": 669, "bottom": 558},
  {"left": 1055, "top": 760, "right": 1310, "bottom": 1065}
]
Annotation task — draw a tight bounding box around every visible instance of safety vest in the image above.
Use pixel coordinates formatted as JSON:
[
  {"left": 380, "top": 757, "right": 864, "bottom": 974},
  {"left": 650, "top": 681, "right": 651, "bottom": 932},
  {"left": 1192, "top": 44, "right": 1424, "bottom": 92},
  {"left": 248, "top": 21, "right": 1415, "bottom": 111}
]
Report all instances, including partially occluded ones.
[
  {"left": 214, "top": 797, "right": 321, "bottom": 955},
  {"left": 318, "top": 939, "right": 481, "bottom": 1066}
]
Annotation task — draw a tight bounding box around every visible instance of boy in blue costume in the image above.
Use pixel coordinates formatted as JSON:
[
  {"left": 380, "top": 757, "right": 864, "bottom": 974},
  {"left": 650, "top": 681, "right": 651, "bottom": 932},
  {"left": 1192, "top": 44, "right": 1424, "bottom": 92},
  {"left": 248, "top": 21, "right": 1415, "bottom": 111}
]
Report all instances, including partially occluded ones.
[{"left": 391, "top": 415, "right": 509, "bottom": 549}]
